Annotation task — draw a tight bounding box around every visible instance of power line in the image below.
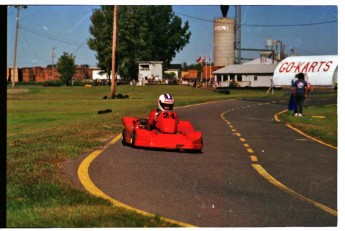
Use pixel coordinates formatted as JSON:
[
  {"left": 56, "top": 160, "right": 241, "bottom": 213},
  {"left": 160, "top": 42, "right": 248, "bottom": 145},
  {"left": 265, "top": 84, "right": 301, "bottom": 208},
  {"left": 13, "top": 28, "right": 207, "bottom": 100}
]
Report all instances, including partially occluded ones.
[
  {"left": 175, "top": 11, "right": 337, "bottom": 27},
  {"left": 20, "top": 29, "right": 51, "bottom": 64},
  {"left": 19, "top": 24, "right": 90, "bottom": 49},
  {"left": 72, "top": 39, "right": 88, "bottom": 55},
  {"left": 10, "top": 24, "right": 91, "bottom": 67},
  {"left": 241, "top": 20, "right": 338, "bottom": 27}
]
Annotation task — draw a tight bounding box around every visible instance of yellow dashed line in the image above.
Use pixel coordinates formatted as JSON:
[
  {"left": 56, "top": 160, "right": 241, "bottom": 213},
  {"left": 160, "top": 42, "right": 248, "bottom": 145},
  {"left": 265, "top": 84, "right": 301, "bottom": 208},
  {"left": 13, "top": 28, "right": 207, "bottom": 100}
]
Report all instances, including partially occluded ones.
[
  {"left": 250, "top": 156, "right": 258, "bottom": 162},
  {"left": 247, "top": 148, "right": 254, "bottom": 153},
  {"left": 221, "top": 106, "right": 337, "bottom": 217},
  {"left": 235, "top": 133, "right": 241, "bottom": 137}
]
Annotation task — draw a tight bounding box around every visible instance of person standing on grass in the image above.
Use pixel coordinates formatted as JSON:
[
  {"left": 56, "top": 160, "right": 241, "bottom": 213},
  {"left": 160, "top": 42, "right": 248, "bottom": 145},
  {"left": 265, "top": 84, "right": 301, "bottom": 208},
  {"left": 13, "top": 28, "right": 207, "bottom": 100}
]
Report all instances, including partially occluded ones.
[
  {"left": 288, "top": 76, "right": 298, "bottom": 112},
  {"left": 292, "top": 72, "right": 308, "bottom": 117}
]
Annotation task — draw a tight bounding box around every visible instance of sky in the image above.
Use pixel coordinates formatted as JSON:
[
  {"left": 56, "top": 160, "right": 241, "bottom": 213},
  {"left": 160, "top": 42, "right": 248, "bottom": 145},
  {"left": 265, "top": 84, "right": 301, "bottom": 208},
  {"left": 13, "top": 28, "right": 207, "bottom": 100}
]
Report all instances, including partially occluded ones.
[{"left": 6, "top": 3, "right": 340, "bottom": 68}]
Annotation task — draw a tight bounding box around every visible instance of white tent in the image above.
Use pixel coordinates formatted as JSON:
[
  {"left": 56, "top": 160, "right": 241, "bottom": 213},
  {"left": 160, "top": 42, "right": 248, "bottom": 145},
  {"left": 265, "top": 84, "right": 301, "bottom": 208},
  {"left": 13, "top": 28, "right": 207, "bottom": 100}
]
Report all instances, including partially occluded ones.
[{"left": 273, "top": 55, "right": 338, "bottom": 87}]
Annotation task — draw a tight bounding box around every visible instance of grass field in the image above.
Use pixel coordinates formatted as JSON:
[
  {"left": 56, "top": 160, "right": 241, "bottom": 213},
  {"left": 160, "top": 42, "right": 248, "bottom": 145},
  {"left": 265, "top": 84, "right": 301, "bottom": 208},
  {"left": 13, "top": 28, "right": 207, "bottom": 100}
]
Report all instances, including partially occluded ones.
[
  {"left": 279, "top": 104, "right": 337, "bottom": 147},
  {"left": 6, "top": 85, "right": 337, "bottom": 227}
]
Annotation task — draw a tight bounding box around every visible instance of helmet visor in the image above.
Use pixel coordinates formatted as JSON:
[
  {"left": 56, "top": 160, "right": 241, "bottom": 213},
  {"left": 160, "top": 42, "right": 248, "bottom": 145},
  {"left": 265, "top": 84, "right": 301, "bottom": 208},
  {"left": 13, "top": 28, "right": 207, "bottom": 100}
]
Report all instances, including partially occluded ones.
[{"left": 160, "top": 102, "right": 174, "bottom": 110}]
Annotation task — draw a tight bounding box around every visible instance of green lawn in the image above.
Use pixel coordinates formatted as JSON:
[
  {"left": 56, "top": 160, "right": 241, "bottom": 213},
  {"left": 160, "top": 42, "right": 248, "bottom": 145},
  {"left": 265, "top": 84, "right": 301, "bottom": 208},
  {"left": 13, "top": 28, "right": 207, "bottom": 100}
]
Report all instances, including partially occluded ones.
[
  {"left": 6, "top": 85, "right": 236, "bottom": 227},
  {"left": 279, "top": 104, "right": 337, "bottom": 147},
  {"left": 6, "top": 85, "right": 336, "bottom": 227}
]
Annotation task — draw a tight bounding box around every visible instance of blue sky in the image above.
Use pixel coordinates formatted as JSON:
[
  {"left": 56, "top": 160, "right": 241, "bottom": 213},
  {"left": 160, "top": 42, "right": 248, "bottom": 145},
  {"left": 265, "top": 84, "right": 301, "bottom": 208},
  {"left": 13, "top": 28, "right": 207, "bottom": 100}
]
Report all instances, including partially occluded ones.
[
  {"left": 7, "top": 5, "right": 97, "bottom": 67},
  {"left": 6, "top": 4, "right": 339, "bottom": 68},
  {"left": 173, "top": 5, "right": 338, "bottom": 64}
]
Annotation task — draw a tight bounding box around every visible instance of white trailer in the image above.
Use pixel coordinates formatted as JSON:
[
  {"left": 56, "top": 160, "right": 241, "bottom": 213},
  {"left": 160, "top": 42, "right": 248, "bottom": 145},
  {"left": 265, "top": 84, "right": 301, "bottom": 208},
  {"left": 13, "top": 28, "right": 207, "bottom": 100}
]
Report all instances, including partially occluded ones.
[
  {"left": 92, "top": 70, "right": 108, "bottom": 80},
  {"left": 273, "top": 55, "right": 338, "bottom": 88},
  {"left": 92, "top": 70, "right": 121, "bottom": 81}
]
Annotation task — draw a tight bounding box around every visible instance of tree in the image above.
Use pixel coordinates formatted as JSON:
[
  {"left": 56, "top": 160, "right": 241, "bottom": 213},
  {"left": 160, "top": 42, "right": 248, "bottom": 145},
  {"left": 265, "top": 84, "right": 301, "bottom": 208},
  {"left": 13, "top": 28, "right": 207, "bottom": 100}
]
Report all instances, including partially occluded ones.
[
  {"left": 88, "top": 6, "right": 191, "bottom": 80},
  {"left": 182, "top": 62, "right": 203, "bottom": 72},
  {"left": 46, "top": 64, "right": 57, "bottom": 68},
  {"left": 88, "top": 6, "right": 113, "bottom": 79},
  {"left": 80, "top": 64, "right": 90, "bottom": 80},
  {"left": 57, "top": 52, "right": 76, "bottom": 86}
]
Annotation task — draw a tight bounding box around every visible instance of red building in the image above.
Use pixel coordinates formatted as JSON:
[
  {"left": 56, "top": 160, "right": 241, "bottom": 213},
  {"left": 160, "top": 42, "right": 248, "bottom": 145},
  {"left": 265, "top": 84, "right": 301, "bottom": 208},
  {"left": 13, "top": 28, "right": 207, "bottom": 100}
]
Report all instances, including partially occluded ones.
[
  {"left": 202, "top": 65, "right": 224, "bottom": 80},
  {"left": 7, "top": 66, "right": 98, "bottom": 83},
  {"left": 181, "top": 70, "right": 198, "bottom": 79}
]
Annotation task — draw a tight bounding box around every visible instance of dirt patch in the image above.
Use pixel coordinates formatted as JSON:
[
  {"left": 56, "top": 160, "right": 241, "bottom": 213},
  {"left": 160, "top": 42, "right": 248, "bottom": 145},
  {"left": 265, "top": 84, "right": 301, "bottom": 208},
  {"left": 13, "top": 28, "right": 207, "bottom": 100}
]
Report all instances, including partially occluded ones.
[
  {"left": 60, "top": 136, "right": 117, "bottom": 191},
  {"left": 59, "top": 154, "right": 89, "bottom": 191}
]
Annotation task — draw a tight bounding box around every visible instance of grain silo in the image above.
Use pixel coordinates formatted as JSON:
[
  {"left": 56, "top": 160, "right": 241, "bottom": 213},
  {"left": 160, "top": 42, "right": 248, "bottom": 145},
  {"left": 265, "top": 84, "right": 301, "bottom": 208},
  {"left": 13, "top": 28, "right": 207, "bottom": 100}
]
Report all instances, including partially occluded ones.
[{"left": 214, "top": 17, "right": 235, "bottom": 66}]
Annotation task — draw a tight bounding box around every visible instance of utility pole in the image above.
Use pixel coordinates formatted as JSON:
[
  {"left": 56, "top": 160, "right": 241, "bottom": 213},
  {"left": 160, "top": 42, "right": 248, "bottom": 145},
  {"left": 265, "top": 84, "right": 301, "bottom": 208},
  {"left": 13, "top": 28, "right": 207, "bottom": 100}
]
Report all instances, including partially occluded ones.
[
  {"left": 12, "top": 6, "right": 20, "bottom": 88},
  {"left": 209, "top": 54, "right": 212, "bottom": 87},
  {"left": 235, "top": 6, "right": 242, "bottom": 64},
  {"left": 111, "top": 5, "right": 117, "bottom": 98},
  {"left": 52, "top": 47, "right": 55, "bottom": 81},
  {"left": 205, "top": 56, "right": 207, "bottom": 86}
]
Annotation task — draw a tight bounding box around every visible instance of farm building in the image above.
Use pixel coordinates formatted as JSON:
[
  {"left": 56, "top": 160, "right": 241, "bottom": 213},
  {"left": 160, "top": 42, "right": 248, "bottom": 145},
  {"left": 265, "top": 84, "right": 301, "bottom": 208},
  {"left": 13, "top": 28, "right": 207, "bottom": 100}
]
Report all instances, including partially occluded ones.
[
  {"left": 213, "top": 58, "right": 277, "bottom": 87},
  {"left": 7, "top": 66, "right": 97, "bottom": 83},
  {"left": 138, "top": 61, "right": 163, "bottom": 85}
]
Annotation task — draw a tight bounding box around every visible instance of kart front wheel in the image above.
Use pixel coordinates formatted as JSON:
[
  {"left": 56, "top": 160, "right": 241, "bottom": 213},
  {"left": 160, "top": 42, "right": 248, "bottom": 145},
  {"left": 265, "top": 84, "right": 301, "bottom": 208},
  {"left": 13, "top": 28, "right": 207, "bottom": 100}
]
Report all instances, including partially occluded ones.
[
  {"left": 122, "top": 129, "right": 128, "bottom": 146},
  {"left": 130, "top": 131, "right": 136, "bottom": 147}
]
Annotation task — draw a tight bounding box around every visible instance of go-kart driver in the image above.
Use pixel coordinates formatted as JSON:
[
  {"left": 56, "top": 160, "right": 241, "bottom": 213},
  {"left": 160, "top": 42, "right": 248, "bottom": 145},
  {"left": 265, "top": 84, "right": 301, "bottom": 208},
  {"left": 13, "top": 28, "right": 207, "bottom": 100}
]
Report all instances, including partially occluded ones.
[{"left": 148, "top": 93, "right": 174, "bottom": 129}]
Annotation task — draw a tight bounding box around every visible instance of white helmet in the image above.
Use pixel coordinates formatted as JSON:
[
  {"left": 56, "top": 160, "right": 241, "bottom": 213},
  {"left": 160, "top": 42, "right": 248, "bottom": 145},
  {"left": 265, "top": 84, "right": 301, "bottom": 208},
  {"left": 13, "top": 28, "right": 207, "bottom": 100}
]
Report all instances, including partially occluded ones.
[{"left": 158, "top": 93, "right": 174, "bottom": 112}]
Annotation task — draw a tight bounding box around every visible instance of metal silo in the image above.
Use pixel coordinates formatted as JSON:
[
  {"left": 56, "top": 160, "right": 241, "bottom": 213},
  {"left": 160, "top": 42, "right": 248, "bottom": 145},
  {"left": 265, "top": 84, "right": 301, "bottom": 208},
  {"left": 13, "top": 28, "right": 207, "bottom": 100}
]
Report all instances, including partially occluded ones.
[{"left": 214, "top": 17, "right": 235, "bottom": 66}]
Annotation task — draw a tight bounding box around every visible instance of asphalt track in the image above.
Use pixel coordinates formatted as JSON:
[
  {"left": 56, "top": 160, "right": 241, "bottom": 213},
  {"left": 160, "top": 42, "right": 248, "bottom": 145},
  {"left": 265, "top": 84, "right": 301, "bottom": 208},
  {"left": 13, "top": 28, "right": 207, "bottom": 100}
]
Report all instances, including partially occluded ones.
[{"left": 67, "top": 94, "right": 337, "bottom": 227}]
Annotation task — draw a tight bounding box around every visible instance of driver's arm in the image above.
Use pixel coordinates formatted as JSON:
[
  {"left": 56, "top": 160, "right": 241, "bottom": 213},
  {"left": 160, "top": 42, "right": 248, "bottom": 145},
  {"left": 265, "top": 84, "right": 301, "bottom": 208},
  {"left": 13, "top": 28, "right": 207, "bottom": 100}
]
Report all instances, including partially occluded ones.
[{"left": 148, "top": 110, "right": 159, "bottom": 127}]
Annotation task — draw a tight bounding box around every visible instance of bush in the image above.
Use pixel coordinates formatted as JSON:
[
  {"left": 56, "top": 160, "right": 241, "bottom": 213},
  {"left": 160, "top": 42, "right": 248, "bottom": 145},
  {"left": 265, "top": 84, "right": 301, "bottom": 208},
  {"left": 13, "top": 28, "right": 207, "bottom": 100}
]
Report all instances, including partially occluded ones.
[
  {"left": 44, "top": 81, "right": 64, "bottom": 87},
  {"left": 16, "top": 81, "right": 42, "bottom": 86}
]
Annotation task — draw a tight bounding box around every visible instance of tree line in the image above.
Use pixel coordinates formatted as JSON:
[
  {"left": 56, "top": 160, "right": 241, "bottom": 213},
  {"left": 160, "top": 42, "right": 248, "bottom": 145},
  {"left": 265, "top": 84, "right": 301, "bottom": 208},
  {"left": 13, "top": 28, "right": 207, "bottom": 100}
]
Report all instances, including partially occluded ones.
[
  {"left": 57, "top": 6, "right": 191, "bottom": 85},
  {"left": 88, "top": 5, "right": 191, "bottom": 80}
]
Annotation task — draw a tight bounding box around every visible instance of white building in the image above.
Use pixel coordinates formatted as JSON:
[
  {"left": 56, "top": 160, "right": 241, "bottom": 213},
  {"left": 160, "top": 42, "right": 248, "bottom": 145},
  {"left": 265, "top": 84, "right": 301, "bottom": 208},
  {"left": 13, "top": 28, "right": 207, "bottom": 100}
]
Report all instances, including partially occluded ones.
[
  {"left": 213, "top": 58, "right": 277, "bottom": 87},
  {"left": 164, "top": 64, "right": 182, "bottom": 79},
  {"left": 138, "top": 61, "right": 163, "bottom": 85}
]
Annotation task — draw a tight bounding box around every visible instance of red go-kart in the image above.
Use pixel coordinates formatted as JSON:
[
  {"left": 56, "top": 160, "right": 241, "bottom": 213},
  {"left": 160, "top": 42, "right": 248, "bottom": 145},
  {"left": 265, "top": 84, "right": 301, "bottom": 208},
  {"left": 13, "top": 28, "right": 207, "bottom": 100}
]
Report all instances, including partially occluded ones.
[{"left": 122, "top": 111, "right": 203, "bottom": 152}]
